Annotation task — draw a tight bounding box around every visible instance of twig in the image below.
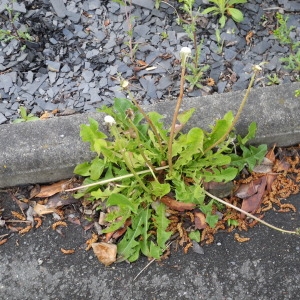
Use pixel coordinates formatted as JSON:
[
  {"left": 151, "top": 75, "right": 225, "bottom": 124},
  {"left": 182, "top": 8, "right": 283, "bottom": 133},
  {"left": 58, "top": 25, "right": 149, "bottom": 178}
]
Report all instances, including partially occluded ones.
[
  {"left": 133, "top": 241, "right": 173, "bottom": 281},
  {"left": 5, "top": 220, "right": 31, "bottom": 223},
  {"left": 205, "top": 190, "right": 299, "bottom": 235}
]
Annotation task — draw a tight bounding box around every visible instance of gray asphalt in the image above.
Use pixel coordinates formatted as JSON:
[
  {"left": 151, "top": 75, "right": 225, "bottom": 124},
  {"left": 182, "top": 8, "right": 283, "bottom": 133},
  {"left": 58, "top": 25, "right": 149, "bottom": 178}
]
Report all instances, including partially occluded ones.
[{"left": 1, "top": 82, "right": 300, "bottom": 299}]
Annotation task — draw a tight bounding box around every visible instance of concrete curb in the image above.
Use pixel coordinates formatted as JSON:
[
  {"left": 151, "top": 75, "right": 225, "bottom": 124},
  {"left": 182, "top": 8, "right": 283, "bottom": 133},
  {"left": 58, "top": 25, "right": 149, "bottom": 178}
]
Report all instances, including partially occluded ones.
[{"left": 1, "top": 82, "right": 300, "bottom": 188}]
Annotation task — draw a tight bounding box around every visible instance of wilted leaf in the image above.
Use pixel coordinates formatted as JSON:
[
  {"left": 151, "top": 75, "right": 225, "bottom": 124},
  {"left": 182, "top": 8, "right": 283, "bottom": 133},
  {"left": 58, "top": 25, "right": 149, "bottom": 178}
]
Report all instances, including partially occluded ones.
[
  {"left": 194, "top": 212, "right": 207, "bottom": 229},
  {"left": 33, "top": 203, "right": 57, "bottom": 215},
  {"left": 235, "top": 179, "right": 261, "bottom": 199},
  {"left": 35, "top": 180, "right": 70, "bottom": 198},
  {"left": 203, "top": 181, "right": 234, "bottom": 198},
  {"left": 266, "top": 173, "right": 277, "bottom": 192},
  {"left": 245, "top": 31, "right": 254, "bottom": 45},
  {"left": 137, "top": 60, "right": 148, "bottom": 66},
  {"left": 265, "top": 145, "right": 276, "bottom": 162},
  {"left": 160, "top": 195, "right": 196, "bottom": 212},
  {"left": 29, "top": 184, "right": 41, "bottom": 199},
  {"left": 252, "top": 157, "right": 273, "bottom": 173},
  {"left": 46, "top": 193, "right": 79, "bottom": 208},
  {"left": 92, "top": 242, "right": 117, "bottom": 266},
  {"left": 240, "top": 176, "right": 267, "bottom": 217}
]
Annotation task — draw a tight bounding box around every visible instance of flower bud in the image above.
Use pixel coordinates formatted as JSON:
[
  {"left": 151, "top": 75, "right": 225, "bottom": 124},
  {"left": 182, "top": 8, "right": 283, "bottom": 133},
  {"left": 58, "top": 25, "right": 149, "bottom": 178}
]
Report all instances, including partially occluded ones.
[
  {"left": 179, "top": 47, "right": 191, "bottom": 67},
  {"left": 104, "top": 115, "right": 116, "bottom": 126}
]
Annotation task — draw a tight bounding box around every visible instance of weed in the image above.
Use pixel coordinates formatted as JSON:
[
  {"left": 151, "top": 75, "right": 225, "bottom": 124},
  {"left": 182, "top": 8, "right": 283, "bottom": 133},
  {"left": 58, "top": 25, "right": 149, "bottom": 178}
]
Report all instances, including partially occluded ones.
[
  {"left": 13, "top": 107, "right": 39, "bottom": 123},
  {"left": 202, "top": 0, "right": 247, "bottom": 28},
  {"left": 0, "top": 1, "right": 33, "bottom": 48},
  {"left": 160, "top": 31, "right": 169, "bottom": 40},
  {"left": 273, "top": 13, "right": 300, "bottom": 72},
  {"left": 214, "top": 27, "right": 224, "bottom": 54},
  {"left": 177, "top": 0, "right": 210, "bottom": 91},
  {"left": 70, "top": 48, "right": 273, "bottom": 262},
  {"left": 266, "top": 74, "right": 280, "bottom": 86},
  {"left": 113, "top": 0, "right": 139, "bottom": 62}
]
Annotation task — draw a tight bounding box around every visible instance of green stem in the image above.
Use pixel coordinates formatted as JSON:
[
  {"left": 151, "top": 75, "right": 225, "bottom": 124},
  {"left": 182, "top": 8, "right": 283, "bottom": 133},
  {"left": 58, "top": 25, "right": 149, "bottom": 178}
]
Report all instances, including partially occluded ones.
[
  {"left": 203, "top": 71, "right": 258, "bottom": 155},
  {"left": 127, "top": 118, "right": 156, "bottom": 171},
  {"left": 122, "top": 150, "right": 151, "bottom": 194},
  {"left": 65, "top": 166, "right": 169, "bottom": 192},
  {"left": 168, "top": 64, "right": 186, "bottom": 173},
  {"left": 205, "top": 191, "right": 299, "bottom": 235},
  {"left": 128, "top": 91, "right": 164, "bottom": 152}
]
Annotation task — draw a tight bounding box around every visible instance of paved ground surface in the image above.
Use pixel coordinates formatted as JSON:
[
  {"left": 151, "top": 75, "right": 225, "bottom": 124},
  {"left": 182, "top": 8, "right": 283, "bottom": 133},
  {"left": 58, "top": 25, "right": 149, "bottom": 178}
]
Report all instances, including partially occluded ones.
[{"left": 0, "top": 189, "right": 299, "bottom": 300}]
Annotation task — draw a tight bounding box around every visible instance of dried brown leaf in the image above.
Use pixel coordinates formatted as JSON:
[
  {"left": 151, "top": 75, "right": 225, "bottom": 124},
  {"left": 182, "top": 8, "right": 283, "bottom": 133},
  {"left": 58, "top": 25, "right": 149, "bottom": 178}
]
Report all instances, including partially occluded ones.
[
  {"left": 245, "top": 31, "right": 254, "bottom": 45},
  {"left": 160, "top": 196, "right": 196, "bottom": 212},
  {"left": 92, "top": 242, "right": 117, "bottom": 266},
  {"left": 46, "top": 193, "right": 79, "bottom": 208},
  {"left": 33, "top": 203, "right": 57, "bottom": 215},
  {"left": 241, "top": 176, "right": 267, "bottom": 217},
  {"left": 194, "top": 212, "right": 207, "bottom": 229},
  {"left": 35, "top": 180, "right": 70, "bottom": 198}
]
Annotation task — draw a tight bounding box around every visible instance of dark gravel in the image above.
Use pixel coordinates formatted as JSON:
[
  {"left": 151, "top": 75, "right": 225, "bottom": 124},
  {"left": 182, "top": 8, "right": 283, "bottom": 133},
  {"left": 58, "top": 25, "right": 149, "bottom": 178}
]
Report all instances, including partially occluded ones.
[{"left": 0, "top": 0, "right": 299, "bottom": 124}]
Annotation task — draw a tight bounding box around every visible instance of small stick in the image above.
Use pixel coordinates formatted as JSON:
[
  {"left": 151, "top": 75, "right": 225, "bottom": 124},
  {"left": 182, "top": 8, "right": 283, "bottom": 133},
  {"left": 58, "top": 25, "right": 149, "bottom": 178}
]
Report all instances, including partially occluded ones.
[
  {"left": 205, "top": 190, "right": 299, "bottom": 235},
  {"left": 133, "top": 241, "right": 173, "bottom": 281}
]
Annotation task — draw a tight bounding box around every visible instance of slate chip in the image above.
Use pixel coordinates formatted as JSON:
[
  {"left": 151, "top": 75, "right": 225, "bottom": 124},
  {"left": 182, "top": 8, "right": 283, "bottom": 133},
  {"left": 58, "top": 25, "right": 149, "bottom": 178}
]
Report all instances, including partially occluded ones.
[{"left": 0, "top": 0, "right": 298, "bottom": 124}]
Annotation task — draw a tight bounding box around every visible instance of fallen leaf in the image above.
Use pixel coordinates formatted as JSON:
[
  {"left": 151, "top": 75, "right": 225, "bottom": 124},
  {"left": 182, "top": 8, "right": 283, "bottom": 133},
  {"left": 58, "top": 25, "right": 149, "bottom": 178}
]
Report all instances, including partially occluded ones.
[
  {"left": 33, "top": 203, "right": 57, "bottom": 215},
  {"left": 266, "top": 173, "right": 277, "bottom": 192},
  {"left": 26, "top": 206, "right": 35, "bottom": 226},
  {"left": 265, "top": 145, "right": 276, "bottom": 162},
  {"left": 194, "top": 212, "right": 207, "bottom": 229},
  {"left": 274, "top": 158, "right": 290, "bottom": 172},
  {"left": 86, "top": 233, "right": 98, "bottom": 251},
  {"left": 46, "top": 193, "right": 79, "bottom": 208},
  {"left": 40, "top": 111, "right": 54, "bottom": 120},
  {"left": 245, "top": 31, "right": 254, "bottom": 45},
  {"left": 35, "top": 180, "right": 70, "bottom": 198},
  {"left": 92, "top": 242, "right": 117, "bottom": 266},
  {"left": 204, "top": 181, "right": 234, "bottom": 198},
  {"left": 235, "top": 180, "right": 260, "bottom": 199},
  {"left": 240, "top": 176, "right": 267, "bottom": 217},
  {"left": 160, "top": 195, "right": 196, "bottom": 212},
  {"left": 29, "top": 184, "right": 41, "bottom": 199},
  {"left": 252, "top": 157, "right": 273, "bottom": 173},
  {"left": 137, "top": 60, "right": 148, "bottom": 66}
]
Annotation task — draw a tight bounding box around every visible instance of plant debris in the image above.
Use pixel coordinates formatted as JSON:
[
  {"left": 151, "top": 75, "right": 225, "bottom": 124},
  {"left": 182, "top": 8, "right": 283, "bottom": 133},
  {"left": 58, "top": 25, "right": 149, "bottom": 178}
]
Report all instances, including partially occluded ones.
[{"left": 0, "top": 145, "right": 300, "bottom": 265}]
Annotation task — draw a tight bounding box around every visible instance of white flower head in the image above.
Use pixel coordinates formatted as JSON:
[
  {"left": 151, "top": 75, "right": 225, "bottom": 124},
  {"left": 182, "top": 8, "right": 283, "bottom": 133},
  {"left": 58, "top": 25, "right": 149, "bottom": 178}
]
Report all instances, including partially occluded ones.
[
  {"left": 179, "top": 47, "right": 192, "bottom": 67},
  {"left": 104, "top": 115, "right": 116, "bottom": 126}
]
